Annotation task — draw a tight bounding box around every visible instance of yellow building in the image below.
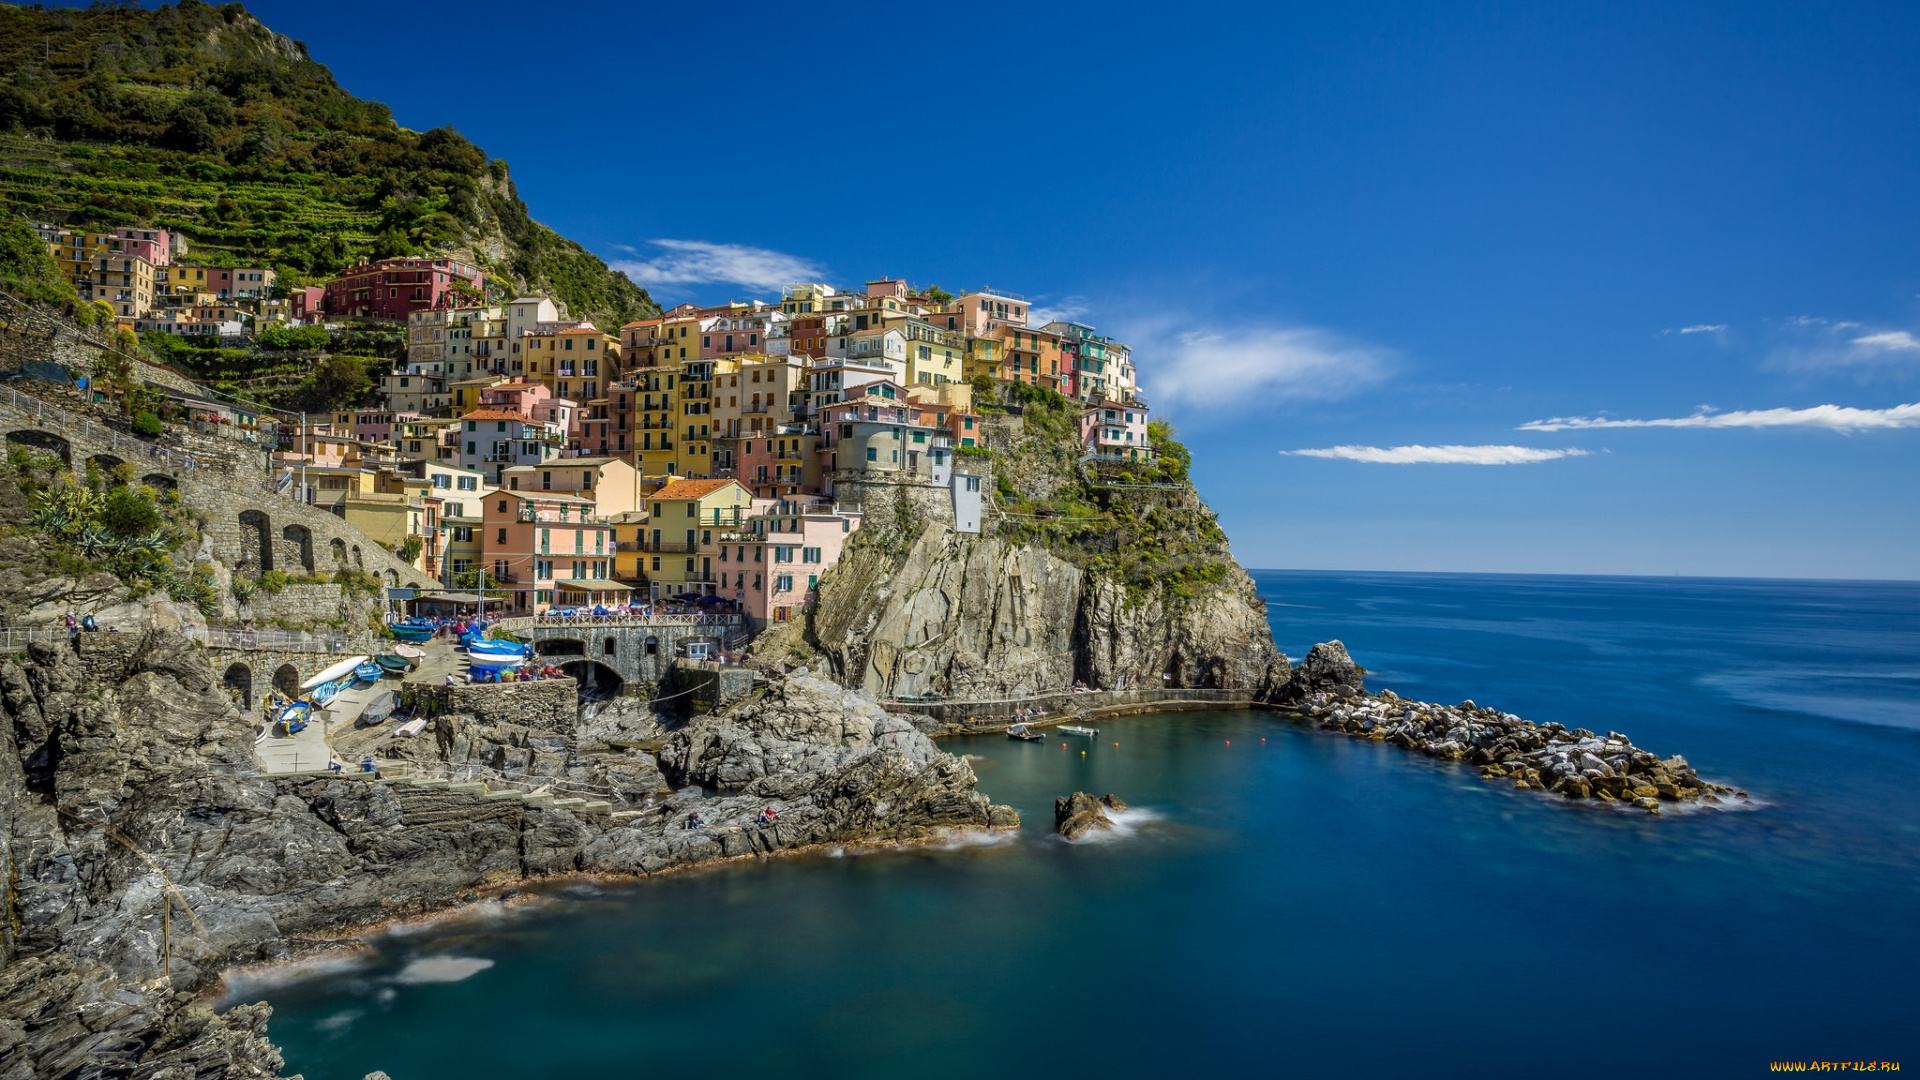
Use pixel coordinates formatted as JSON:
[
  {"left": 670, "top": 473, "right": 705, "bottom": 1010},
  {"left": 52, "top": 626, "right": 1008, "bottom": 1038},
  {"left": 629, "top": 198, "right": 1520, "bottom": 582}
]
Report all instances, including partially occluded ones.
[
  {"left": 91, "top": 254, "right": 155, "bottom": 319},
  {"left": 606, "top": 509, "right": 650, "bottom": 583},
  {"left": 498, "top": 457, "right": 642, "bottom": 518},
  {"left": 522, "top": 326, "right": 619, "bottom": 404},
  {"left": 963, "top": 335, "right": 1004, "bottom": 382},
  {"left": 638, "top": 478, "right": 754, "bottom": 598},
  {"left": 882, "top": 314, "right": 964, "bottom": 385},
  {"left": 676, "top": 356, "right": 738, "bottom": 479},
  {"left": 633, "top": 366, "right": 679, "bottom": 478}
]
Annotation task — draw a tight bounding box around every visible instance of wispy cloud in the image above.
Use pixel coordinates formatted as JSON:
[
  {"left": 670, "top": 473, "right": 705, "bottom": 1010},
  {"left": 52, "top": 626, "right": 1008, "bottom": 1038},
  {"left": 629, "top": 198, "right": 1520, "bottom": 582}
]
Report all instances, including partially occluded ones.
[
  {"left": 1519, "top": 403, "right": 1920, "bottom": 433},
  {"left": 606, "top": 239, "right": 823, "bottom": 295},
  {"left": 1027, "top": 297, "right": 1089, "bottom": 327},
  {"left": 1662, "top": 323, "right": 1727, "bottom": 335},
  {"left": 1849, "top": 330, "right": 1920, "bottom": 352},
  {"left": 1767, "top": 317, "right": 1920, "bottom": 375},
  {"left": 1282, "top": 444, "right": 1591, "bottom": 465},
  {"left": 1133, "top": 322, "right": 1392, "bottom": 411}
]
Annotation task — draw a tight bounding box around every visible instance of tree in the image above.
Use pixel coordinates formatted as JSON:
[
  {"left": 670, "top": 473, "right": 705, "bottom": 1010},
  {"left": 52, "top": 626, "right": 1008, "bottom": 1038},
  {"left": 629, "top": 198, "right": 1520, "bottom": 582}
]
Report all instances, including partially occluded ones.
[
  {"left": 164, "top": 105, "right": 216, "bottom": 153},
  {"left": 397, "top": 535, "right": 423, "bottom": 565},
  {"left": 924, "top": 284, "right": 954, "bottom": 305}
]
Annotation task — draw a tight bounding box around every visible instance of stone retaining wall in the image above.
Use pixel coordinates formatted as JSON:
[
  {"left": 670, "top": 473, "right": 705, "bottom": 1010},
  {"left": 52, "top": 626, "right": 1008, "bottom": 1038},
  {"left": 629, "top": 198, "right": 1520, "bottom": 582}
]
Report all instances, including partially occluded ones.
[{"left": 414, "top": 678, "right": 577, "bottom": 732}]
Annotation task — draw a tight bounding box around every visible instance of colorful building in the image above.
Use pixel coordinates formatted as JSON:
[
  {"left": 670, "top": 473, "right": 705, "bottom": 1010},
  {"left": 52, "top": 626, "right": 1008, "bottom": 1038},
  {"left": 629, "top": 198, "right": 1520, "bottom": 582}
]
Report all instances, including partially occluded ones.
[
  {"left": 322, "top": 258, "right": 484, "bottom": 322},
  {"left": 636, "top": 478, "right": 755, "bottom": 599},
  {"left": 479, "top": 491, "right": 620, "bottom": 611}
]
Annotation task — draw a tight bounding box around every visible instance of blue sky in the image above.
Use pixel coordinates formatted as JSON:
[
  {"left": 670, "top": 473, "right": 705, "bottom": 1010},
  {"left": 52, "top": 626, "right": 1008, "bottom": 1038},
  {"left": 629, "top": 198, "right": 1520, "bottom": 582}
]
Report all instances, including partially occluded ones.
[{"left": 235, "top": 0, "right": 1919, "bottom": 578}]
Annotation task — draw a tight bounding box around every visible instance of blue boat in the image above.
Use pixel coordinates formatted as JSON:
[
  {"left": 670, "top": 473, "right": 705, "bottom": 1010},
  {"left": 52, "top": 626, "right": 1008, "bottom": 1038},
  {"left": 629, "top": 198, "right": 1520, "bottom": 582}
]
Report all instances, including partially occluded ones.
[
  {"left": 391, "top": 624, "right": 435, "bottom": 643},
  {"left": 310, "top": 681, "right": 342, "bottom": 707},
  {"left": 467, "top": 638, "right": 529, "bottom": 658},
  {"left": 278, "top": 702, "right": 312, "bottom": 735},
  {"left": 353, "top": 662, "right": 382, "bottom": 683}
]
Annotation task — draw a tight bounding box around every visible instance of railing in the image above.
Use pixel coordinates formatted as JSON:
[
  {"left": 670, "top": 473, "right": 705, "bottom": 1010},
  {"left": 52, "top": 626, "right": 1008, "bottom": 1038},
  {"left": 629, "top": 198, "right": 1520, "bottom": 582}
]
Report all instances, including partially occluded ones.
[
  {"left": 639, "top": 541, "right": 698, "bottom": 553},
  {"left": 493, "top": 612, "right": 747, "bottom": 632},
  {"left": 0, "top": 624, "right": 377, "bottom": 654}
]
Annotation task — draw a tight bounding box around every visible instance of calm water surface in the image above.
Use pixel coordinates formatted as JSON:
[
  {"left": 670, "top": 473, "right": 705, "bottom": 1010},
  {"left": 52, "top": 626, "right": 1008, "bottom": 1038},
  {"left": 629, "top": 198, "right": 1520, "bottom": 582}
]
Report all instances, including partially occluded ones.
[{"left": 247, "top": 572, "right": 1920, "bottom": 1079}]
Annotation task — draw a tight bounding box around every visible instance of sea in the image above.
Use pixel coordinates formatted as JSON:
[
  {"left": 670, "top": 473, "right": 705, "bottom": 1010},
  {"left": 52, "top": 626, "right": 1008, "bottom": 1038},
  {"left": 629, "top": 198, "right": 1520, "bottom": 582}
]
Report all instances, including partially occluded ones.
[{"left": 239, "top": 571, "right": 1920, "bottom": 1079}]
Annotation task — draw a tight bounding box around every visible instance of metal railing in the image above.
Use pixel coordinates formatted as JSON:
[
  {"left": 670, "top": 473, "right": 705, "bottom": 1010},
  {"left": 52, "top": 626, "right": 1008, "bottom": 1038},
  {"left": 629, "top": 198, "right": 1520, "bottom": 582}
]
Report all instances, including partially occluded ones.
[
  {"left": 0, "top": 624, "right": 377, "bottom": 654},
  {"left": 493, "top": 612, "right": 746, "bottom": 632}
]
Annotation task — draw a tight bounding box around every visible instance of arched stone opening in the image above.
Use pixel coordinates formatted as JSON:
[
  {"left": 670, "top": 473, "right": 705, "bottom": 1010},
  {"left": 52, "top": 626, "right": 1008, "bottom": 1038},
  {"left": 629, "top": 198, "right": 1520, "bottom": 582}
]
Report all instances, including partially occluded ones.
[
  {"left": 87, "top": 453, "right": 125, "bottom": 475},
  {"left": 272, "top": 663, "right": 301, "bottom": 699},
  {"left": 7, "top": 429, "right": 70, "bottom": 465},
  {"left": 1162, "top": 651, "right": 1185, "bottom": 691},
  {"left": 352, "top": 545, "right": 363, "bottom": 568},
  {"left": 602, "top": 636, "right": 618, "bottom": 657},
  {"left": 142, "top": 473, "right": 176, "bottom": 490},
  {"left": 281, "top": 524, "right": 315, "bottom": 572},
  {"left": 558, "top": 659, "right": 624, "bottom": 699},
  {"left": 238, "top": 509, "right": 273, "bottom": 574},
  {"left": 535, "top": 638, "right": 586, "bottom": 657},
  {"left": 383, "top": 569, "right": 398, "bottom": 589},
  {"left": 222, "top": 662, "right": 253, "bottom": 711},
  {"left": 644, "top": 636, "right": 659, "bottom": 656},
  {"left": 329, "top": 537, "right": 347, "bottom": 566}
]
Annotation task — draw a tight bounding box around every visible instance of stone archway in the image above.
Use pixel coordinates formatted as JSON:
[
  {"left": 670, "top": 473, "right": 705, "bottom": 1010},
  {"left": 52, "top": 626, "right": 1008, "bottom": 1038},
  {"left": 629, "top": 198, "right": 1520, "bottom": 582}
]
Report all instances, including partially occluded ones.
[
  {"left": 383, "top": 569, "right": 398, "bottom": 589},
  {"left": 142, "top": 473, "right": 176, "bottom": 490},
  {"left": 281, "top": 524, "right": 315, "bottom": 572},
  {"left": 87, "top": 453, "right": 125, "bottom": 476},
  {"left": 6, "top": 429, "right": 70, "bottom": 465},
  {"left": 602, "top": 636, "right": 618, "bottom": 657},
  {"left": 557, "top": 659, "right": 624, "bottom": 699},
  {"left": 272, "top": 663, "right": 301, "bottom": 699},
  {"left": 222, "top": 662, "right": 253, "bottom": 711},
  {"left": 351, "top": 545, "right": 363, "bottom": 568},
  {"left": 238, "top": 509, "right": 273, "bottom": 573},
  {"left": 329, "top": 537, "right": 347, "bottom": 566}
]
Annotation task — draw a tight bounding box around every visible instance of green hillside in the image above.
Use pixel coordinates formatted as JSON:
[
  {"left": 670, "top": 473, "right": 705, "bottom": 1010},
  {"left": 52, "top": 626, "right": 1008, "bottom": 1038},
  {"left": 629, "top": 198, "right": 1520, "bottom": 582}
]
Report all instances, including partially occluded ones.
[{"left": 0, "top": 0, "right": 657, "bottom": 326}]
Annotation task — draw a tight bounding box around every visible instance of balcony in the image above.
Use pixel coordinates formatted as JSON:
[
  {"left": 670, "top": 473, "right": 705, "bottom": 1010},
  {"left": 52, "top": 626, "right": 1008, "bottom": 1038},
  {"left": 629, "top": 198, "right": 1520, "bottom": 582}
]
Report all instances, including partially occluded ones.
[{"left": 641, "top": 541, "right": 699, "bottom": 553}]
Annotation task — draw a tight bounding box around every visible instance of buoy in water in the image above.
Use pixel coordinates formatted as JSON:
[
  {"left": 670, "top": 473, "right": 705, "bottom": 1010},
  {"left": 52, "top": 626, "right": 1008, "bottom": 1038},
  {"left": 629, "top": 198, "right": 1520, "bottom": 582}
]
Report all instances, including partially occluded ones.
[
  {"left": 1225, "top": 740, "right": 1231, "bottom": 746},
  {"left": 1081, "top": 751, "right": 1086, "bottom": 757}
]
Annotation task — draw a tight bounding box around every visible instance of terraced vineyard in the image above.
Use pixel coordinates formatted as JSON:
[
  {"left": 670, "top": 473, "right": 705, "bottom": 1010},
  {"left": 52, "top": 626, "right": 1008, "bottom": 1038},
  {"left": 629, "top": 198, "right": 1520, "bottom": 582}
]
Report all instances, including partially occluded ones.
[{"left": 0, "top": 3, "right": 659, "bottom": 326}]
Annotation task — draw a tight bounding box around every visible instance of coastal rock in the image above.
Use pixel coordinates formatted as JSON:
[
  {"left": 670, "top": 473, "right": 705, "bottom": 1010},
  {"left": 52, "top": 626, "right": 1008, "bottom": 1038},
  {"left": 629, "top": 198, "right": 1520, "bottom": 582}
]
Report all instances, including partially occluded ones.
[
  {"left": 1054, "top": 792, "right": 1129, "bottom": 840},
  {"left": 1286, "top": 651, "right": 1733, "bottom": 812}
]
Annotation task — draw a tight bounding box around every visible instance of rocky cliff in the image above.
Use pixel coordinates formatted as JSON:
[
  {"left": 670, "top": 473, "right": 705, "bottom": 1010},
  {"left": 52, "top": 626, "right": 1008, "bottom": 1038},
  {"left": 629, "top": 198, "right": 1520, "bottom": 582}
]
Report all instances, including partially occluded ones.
[
  {"left": 0, "top": 631, "right": 1011, "bottom": 1077},
  {"left": 787, "top": 387, "right": 1291, "bottom": 702}
]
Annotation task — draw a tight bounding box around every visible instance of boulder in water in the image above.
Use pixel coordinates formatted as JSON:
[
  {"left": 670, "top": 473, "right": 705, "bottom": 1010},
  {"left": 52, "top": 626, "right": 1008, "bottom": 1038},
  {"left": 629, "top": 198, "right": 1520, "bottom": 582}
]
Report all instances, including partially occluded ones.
[{"left": 1055, "top": 791, "right": 1128, "bottom": 839}]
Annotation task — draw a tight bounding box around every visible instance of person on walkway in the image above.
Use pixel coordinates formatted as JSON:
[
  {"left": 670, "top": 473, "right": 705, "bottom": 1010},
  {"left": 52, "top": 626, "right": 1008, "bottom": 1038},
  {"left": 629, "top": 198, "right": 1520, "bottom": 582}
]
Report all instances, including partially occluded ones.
[
  {"left": 64, "top": 612, "right": 77, "bottom": 633},
  {"left": 81, "top": 613, "right": 96, "bottom": 632}
]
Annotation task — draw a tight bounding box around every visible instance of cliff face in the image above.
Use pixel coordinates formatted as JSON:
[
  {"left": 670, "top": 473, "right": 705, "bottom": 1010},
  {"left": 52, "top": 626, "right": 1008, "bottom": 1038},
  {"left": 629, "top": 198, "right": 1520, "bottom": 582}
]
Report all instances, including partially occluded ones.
[
  {"left": 807, "top": 524, "right": 1288, "bottom": 701},
  {"left": 0, "top": 630, "right": 1010, "bottom": 1077}
]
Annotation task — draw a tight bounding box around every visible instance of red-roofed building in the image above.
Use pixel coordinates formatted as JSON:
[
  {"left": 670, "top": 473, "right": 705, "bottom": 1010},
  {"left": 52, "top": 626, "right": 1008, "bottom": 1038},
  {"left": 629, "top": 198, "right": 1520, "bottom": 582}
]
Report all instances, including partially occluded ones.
[{"left": 322, "top": 258, "right": 483, "bottom": 322}]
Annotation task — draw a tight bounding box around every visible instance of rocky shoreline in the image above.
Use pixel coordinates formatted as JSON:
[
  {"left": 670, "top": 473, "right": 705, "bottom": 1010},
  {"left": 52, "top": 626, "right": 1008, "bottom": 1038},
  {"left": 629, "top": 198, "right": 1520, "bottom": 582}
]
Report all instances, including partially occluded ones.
[{"left": 1280, "top": 642, "right": 1741, "bottom": 811}]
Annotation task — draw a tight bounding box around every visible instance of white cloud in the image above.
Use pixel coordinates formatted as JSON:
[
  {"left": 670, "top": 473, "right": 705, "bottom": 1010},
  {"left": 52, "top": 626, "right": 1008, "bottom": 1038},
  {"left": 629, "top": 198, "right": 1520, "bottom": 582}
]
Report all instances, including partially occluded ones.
[
  {"left": 606, "top": 239, "right": 823, "bottom": 295},
  {"left": 1282, "top": 444, "right": 1591, "bottom": 465},
  {"left": 1766, "top": 318, "right": 1920, "bottom": 374},
  {"left": 1680, "top": 324, "right": 1726, "bottom": 334},
  {"left": 1027, "top": 297, "right": 1089, "bottom": 327},
  {"left": 1134, "top": 322, "right": 1391, "bottom": 411},
  {"left": 1519, "top": 403, "right": 1920, "bottom": 433},
  {"left": 1850, "top": 330, "right": 1920, "bottom": 352}
]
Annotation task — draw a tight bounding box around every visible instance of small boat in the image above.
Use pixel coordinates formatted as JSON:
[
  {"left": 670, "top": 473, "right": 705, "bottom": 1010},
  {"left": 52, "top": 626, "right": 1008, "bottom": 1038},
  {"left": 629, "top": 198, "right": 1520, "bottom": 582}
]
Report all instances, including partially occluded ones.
[
  {"left": 353, "top": 662, "right": 382, "bottom": 683},
  {"left": 394, "top": 644, "right": 425, "bottom": 659},
  {"left": 1008, "top": 723, "right": 1043, "bottom": 741},
  {"left": 310, "top": 682, "right": 340, "bottom": 707},
  {"left": 394, "top": 717, "right": 428, "bottom": 739},
  {"left": 355, "top": 690, "right": 398, "bottom": 728},
  {"left": 390, "top": 624, "right": 435, "bottom": 643},
  {"left": 467, "top": 639, "right": 530, "bottom": 658},
  {"left": 374, "top": 654, "right": 413, "bottom": 674},
  {"left": 278, "top": 702, "right": 312, "bottom": 735},
  {"left": 1057, "top": 725, "right": 1100, "bottom": 737}
]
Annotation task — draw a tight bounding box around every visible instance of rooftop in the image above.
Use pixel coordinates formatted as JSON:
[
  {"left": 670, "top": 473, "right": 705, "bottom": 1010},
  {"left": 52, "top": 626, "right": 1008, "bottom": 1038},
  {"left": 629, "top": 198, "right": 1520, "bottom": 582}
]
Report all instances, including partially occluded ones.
[{"left": 653, "top": 478, "right": 744, "bottom": 501}]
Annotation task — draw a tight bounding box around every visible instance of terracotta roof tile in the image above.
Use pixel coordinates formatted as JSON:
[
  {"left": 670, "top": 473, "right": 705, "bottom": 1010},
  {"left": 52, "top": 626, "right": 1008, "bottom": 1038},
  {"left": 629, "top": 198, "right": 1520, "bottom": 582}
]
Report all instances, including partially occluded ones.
[{"left": 653, "top": 478, "right": 742, "bottom": 501}]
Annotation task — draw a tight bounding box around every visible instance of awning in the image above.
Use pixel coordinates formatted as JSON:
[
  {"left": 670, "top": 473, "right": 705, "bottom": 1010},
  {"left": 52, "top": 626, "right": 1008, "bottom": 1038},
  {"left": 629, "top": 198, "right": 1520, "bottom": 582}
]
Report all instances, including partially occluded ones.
[{"left": 555, "top": 579, "right": 632, "bottom": 591}]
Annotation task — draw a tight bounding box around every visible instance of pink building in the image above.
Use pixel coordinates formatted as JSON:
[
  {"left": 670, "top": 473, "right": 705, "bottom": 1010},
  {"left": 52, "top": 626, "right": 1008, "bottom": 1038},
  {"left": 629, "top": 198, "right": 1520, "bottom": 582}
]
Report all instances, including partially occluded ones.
[
  {"left": 290, "top": 286, "right": 325, "bottom": 322},
  {"left": 1079, "top": 398, "right": 1153, "bottom": 461},
  {"left": 322, "top": 258, "right": 483, "bottom": 322},
  {"left": 722, "top": 498, "right": 862, "bottom": 626},
  {"left": 111, "top": 227, "right": 171, "bottom": 266},
  {"left": 737, "top": 427, "right": 817, "bottom": 497},
  {"left": 478, "top": 377, "right": 554, "bottom": 416}
]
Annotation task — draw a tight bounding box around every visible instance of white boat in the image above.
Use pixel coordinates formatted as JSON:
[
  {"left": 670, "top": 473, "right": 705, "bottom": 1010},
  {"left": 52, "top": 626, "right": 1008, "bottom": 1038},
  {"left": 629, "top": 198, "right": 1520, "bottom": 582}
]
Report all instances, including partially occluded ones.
[
  {"left": 1057, "top": 724, "right": 1100, "bottom": 737},
  {"left": 394, "top": 717, "right": 428, "bottom": 738},
  {"left": 301, "top": 656, "right": 371, "bottom": 691}
]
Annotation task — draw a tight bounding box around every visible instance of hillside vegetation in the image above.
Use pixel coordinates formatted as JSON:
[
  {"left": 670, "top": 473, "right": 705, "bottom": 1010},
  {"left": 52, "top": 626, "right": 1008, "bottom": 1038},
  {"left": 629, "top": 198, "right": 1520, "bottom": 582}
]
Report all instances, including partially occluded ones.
[{"left": 0, "top": 0, "right": 658, "bottom": 327}]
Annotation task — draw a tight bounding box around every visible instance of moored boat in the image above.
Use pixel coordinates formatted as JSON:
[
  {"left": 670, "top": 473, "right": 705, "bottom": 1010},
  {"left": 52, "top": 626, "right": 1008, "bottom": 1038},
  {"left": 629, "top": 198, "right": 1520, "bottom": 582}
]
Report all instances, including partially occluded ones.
[
  {"left": 353, "top": 662, "right": 382, "bottom": 683},
  {"left": 310, "top": 681, "right": 342, "bottom": 707},
  {"left": 277, "top": 702, "right": 311, "bottom": 735},
  {"left": 467, "top": 638, "right": 530, "bottom": 658},
  {"left": 1057, "top": 724, "right": 1100, "bottom": 737},
  {"left": 355, "top": 690, "right": 398, "bottom": 728},
  {"left": 374, "top": 654, "right": 412, "bottom": 674},
  {"left": 393, "top": 644, "right": 425, "bottom": 659},
  {"left": 390, "top": 624, "right": 435, "bottom": 643},
  {"left": 1008, "top": 723, "right": 1043, "bottom": 741}
]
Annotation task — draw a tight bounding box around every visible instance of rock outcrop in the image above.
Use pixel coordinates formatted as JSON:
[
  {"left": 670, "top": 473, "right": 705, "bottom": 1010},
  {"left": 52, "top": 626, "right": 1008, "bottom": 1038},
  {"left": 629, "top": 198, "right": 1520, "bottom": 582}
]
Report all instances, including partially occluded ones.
[
  {"left": 1054, "top": 792, "right": 1129, "bottom": 839},
  {"left": 0, "top": 631, "right": 1013, "bottom": 1077},
  {"left": 807, "top": 527, "right": 1289, "bottom": 700},
  {"left": 1292, "top": 684, "right": 1740, "bottom": 810}
]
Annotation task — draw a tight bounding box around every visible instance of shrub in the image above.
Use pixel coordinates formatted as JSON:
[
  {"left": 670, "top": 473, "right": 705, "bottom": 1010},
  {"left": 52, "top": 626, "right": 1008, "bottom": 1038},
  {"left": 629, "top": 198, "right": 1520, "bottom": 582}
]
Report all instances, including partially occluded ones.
[
  {"left": 256, "top": 570, "right": 289, "bottom": 593},
  {"left": 131, "top": 410, "right": 163, "bottom": 437},
  {"left": 100, "top": 486, "right": 163, "bottom": 537}
]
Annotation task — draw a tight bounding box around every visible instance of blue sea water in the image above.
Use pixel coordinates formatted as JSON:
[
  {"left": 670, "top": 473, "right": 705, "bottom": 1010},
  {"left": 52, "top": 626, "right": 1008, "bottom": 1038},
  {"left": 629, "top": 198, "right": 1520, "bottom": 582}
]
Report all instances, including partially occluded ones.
[{"left": 246, "top": 572, "right": 1920, "bottom": 1079}]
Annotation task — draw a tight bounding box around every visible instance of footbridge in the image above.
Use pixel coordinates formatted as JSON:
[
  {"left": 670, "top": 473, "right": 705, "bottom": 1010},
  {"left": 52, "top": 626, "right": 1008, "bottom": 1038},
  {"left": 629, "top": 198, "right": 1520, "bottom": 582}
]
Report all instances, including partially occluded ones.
[{"left": 490, "top": 613, "right": 750, "bottom": 696}]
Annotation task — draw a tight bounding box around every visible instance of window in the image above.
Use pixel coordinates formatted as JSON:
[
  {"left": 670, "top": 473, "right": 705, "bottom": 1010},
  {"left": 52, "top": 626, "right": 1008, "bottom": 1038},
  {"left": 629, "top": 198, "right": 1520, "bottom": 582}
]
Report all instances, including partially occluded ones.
[
  {"left": 651, "top": 556, "right": 661, "bottom": 571},
  {"left": 496, "top": 528, "right": 507, "bottom": 543},
  {"left": 865, "top": 447, "right": 877, "bottom": 462},
  {"left": 803, "top": 547, "right": 821, "bottom": 563},
  {"left": 459, "top": 476, "right": 476, "bottom": 490},
  {"left": 777, "top": 575, "right": 793, "bottom": 592}
]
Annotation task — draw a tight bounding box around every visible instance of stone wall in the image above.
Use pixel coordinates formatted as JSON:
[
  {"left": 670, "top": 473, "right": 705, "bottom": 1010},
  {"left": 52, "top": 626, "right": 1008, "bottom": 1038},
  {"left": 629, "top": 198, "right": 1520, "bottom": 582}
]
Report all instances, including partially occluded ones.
[
  {"left": 415, "top": 678, "right": 577, "bottom": 732},
  {"left": 236, "top": 584, "right": 355, "bottom": 627},
  {"left": 519, "top": 621, "right": 744, "bottom": 690},
  {"left": 831, "top": 473, "right": 957, "bottom": 529}
]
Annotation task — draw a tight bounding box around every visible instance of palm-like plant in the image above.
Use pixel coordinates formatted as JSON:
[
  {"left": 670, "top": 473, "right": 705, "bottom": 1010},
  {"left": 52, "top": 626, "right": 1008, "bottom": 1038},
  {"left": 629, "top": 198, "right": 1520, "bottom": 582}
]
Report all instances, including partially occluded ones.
[{"left": 76, "top": 525, "right": 114, "bottom": 559}]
